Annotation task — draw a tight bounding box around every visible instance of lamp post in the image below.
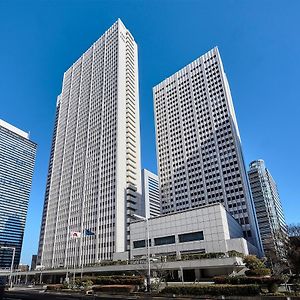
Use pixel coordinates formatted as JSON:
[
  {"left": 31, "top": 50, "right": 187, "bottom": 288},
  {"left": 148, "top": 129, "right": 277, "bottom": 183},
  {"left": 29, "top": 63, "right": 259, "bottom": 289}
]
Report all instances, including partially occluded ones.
[
  {"left": 132, "top": 214, "right": 151, "bottom": 292},
  {"left": 39, "top": 265, "right": 45, "bottom": 284},
  {"left": 0, "top": 246, "right": 16, "bottom": 289}
]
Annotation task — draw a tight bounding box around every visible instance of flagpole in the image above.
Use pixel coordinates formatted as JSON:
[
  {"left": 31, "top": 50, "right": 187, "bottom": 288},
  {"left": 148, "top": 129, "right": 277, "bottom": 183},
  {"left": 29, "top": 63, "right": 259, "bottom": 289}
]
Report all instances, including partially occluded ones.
[
  {"left": 65, "top": 260, "right": 69, "bottom": 284},
  {"left": 80, "top": 230, "right": 84, "bottom": 279},
  {"left": 73, "top": 238, "right": 77, "bottom": 286},
  {"left": 65, "top": 232, "right": 70, "bottom": 284}
]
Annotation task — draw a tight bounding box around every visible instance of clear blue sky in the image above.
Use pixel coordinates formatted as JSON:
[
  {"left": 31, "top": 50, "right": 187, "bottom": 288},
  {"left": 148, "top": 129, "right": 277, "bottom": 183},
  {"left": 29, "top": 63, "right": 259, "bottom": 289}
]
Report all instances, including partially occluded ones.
[{"left": 1, "top": 0, "right": 299, "bottom": 265}]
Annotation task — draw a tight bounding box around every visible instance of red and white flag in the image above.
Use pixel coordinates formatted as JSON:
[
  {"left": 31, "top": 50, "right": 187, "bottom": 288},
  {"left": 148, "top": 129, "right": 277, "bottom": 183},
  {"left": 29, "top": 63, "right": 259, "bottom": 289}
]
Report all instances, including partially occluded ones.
[{"left": 70, "top": 231, "right": 81, "bottom": 239}]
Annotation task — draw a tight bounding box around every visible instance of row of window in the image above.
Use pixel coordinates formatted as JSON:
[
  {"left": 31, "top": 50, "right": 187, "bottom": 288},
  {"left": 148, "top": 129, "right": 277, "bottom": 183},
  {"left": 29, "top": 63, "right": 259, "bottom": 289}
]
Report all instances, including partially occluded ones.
[{"left": 133, "top": 230, "right": 204, "bottom": 249}]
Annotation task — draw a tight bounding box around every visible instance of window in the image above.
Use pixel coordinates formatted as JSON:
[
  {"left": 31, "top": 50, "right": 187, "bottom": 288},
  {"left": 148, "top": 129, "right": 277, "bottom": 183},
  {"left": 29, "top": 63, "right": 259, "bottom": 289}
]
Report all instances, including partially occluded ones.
[
  {"left": 178, "top": 231, "right": 204, "bottom": 243},
  {"left": 154, "top": 235, "right": 175, "bottom": 246},
  {"left": 133, "top": 239, "right": 151, "bottom": 249}
]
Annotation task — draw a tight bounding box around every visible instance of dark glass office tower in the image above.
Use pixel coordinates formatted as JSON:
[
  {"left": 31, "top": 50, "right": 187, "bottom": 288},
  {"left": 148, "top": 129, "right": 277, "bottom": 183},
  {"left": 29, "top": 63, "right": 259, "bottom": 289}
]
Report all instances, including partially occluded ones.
[{"left": 0, "top": 119, "right": 36, "bottom": 268}]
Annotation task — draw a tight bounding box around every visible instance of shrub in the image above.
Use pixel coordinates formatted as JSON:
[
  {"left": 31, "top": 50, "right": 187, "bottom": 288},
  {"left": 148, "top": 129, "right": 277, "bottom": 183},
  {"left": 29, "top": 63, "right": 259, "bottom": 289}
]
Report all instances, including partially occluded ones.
[
  {"left": 94, "top": 275, "right": 144, "bottom": 286},
  {"left": 46, "top": 284, "right": 63, "bottom": 290},
  {"left": 267, "top": 282, "right": 279, "bottom": 293},
  {"left": 244, "top": 255, "right": 266, "bottom": 270},
  {"left": 213, "top": 276, "right": 283, "bottom": 293},
  {"left": 92, "top": 285, "right": 135, "bottom": 293},
  {"left": 181, "top": 252, "right": 226, "bottom": 261},
  {"left": 161, "top": 284, "right": 260, "bottom": 296},
  {"left": 245, "top": 268, "right": 271, "bottom": 277},
  {"left": 227, "top": 250, "right": 244, "bottom": 258},
  {"left": 80, "top": 276, "right": 97, "bottom": 284},
  {"left": 82, "top": 279, "right": 93, "bottom": 289},
  {"left": 243, "top": 255, "right": 271, "bottom": 277},
  {"left": 213, "top": 276, "right": 284, "bottom": 285}
]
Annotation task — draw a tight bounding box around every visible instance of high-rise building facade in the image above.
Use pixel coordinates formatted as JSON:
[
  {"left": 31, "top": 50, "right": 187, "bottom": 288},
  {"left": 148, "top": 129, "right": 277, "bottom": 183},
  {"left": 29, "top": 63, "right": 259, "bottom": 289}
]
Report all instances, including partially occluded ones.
[
  {"left": 0, "top": 119, "right": 36, "bottom": 268},
  {"left": 37, "top": 96, "right": 60, "bottom": 266},
  {"left": 248, "top": 160, "right": 288, "bottom": 258},
  {"left": 153, "top": 47, "right": 262, "bottom": 252},
  {"left": 38, "top": 19, "right": 141, "bottom": 268},
  {"left": 141, "top": 169, "right": 160, "bottom": 218}
]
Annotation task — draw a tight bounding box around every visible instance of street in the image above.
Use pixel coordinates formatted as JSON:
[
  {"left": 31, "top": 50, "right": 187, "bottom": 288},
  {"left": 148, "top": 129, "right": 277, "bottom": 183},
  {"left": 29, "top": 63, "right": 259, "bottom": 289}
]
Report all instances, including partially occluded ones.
[
  {"left": 2, "top": 289, "right": 172, "bottom": 300},
  {"left": 2, "top": 288, "right": 138, "bottom": 300}
]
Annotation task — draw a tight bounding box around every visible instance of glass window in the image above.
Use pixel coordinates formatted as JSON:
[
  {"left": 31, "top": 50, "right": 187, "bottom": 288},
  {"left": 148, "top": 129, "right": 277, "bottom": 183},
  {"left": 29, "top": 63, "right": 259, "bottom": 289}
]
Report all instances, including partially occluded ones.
[
  {"left": 178, "top": 231, "right": 204, "bottom": 243},
  {"left": 133, "top": 240, "right": 145, "bottom": 249},
  {"left": 154, "top": 235, "right": 175, "bottom": 246},
  {"left": 133, "top": 239, "right": 151, "bottom": 249}
]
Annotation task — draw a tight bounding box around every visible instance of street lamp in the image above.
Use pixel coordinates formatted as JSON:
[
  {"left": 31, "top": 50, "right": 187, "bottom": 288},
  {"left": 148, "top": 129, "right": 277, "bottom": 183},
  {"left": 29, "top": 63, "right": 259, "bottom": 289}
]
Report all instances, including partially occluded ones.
[
  {"left": 132, "top": 214, "right": 151, "bottom": 292},
  {"left": 39, "top": 265, "right": 45, "bottom": 284},
  {"left": 0, "top": 246, "right": 16, "bottom": 289}
]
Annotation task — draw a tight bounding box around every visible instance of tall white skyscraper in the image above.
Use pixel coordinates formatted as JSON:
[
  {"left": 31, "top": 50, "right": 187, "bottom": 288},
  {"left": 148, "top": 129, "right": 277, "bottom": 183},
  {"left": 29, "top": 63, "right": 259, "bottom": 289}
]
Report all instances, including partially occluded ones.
[
  {"left": 153, "top": 47, "right": 262, "bottom": 252},
  {"left": 248, "top": 160, "right": 288, "bottom": 258},
  {"left": 38, "top": 19, "right": 141, "bottom": 268},
  {"left": 141, "top": 169, "right": 160, "bottom": 218}
]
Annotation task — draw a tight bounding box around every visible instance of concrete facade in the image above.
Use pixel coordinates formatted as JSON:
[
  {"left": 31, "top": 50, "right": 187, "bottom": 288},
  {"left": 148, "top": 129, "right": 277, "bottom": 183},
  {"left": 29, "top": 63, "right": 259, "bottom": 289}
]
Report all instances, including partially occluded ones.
[
  {"left": 130, "top": 203, "right": 258, "bottom": 260},
  {"left": 38, "top": 19, "right": 141, "bottom": 268},
  {"left": 141, "top": 169, "right": 161, "bottom": 218},
  {"left": 153, "top": 47, "right": 262, "bottom": 254},
  {"left": 248, "top": 160, "right": 288, "bottom": 258}
]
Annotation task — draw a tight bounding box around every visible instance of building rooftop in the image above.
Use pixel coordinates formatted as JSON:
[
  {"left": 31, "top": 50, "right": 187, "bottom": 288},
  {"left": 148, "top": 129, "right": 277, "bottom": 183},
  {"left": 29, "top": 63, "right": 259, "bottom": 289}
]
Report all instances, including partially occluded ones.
[{"left": 0, "top": 119, "right": 29, "bottom": 139}]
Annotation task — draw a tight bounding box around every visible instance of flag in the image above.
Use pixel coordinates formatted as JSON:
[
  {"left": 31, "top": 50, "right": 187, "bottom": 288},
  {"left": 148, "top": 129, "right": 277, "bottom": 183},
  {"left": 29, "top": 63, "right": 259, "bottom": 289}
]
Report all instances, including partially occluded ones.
[
  {"left": 70, "top": 231, "right": 81, "bottom": 239},
  {"left": 84, "top": 229, "right": 95, "bottom": 236}
]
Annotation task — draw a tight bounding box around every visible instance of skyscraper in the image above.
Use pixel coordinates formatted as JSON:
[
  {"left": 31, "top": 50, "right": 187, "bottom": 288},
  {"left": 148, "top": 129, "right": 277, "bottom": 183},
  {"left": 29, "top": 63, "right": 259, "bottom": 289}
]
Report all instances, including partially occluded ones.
[
  {"left": 38, "top": 19, "right": 141, "bottom": 268},
  {"left": 0, "top": 119, "right": 36, "bottom": 268},
  {"left": 248, "top": 160, "right": 288, "bottom": 258},
  {"left": 141, "top": 169, "right": 160, "bottom": 218},
  {"left": 153, "top": 47, "right": 262, "bottom": 252}
]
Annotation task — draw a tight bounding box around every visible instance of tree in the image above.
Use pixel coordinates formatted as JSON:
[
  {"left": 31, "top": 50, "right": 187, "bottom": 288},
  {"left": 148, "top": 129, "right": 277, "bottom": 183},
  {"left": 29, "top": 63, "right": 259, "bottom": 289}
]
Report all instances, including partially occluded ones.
[
  {"left": 263, "top": 229, "right": 290, "bottom": 275},
  {"left": 265, "top": 246, "right": 289, "bottom": 275},
  {"left": 288, "top": 224, "right": 300, "bottom": 238},
  {"left": 287, "top": 224, "right": 300, "bottom": 276},
  {"left": 244, "top": 255, "right": 266, "bottom": 270},
  {"left": 243, "top": 255, "right": 271, "bottom": 276}
]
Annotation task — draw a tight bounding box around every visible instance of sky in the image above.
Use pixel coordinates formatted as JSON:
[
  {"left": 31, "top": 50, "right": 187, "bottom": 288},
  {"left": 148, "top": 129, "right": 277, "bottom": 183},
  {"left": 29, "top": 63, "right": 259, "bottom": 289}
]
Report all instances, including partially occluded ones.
[{"left": 0, "top": 0, "right": 299, "bottom": 265}]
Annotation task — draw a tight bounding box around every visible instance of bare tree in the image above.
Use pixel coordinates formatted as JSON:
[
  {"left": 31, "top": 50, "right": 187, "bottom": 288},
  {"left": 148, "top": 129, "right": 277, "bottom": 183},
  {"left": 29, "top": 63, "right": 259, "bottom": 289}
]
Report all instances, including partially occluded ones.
[
  {"left": 263, "top": 229, "right": 289, "bottom": 275},
  {"left": 287, "top": 224, "right": 300, "bottom": 276},
  {"left": 288, "top": 224, "right": 300, "bottom": 238}
]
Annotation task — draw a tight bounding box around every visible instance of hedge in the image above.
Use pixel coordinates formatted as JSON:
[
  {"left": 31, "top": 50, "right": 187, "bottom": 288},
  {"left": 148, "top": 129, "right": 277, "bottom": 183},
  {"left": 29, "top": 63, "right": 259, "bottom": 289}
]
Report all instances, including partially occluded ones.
[
  {"left": 98, "top": 260, "right": 128, "bottom": 266},
  {"left": 92, "top": 285, "right": 135, "bottom": 293},
  {"left": 214, "top": 276, "right": 284, "bottom": 293},
  {"left": 94, "top": 275, "right": 144, "bottom": 285},
  {"left": 227, "top": 250, "right": 244, "bottom": 258},
  {"left": 213, "top": 276, "right": 284, "bottom": 285},
  {"left": 245, "top": 268, "right": 271, "bottom": 276},
  {"left": 181, "top": 252, "right": 226, "bottom": 261},
  {"left": 46, "top": 284, "right": 64, "bottom": 290},
  {"left": 161, "top": 284, "right": 260, "bottom": 296}
]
